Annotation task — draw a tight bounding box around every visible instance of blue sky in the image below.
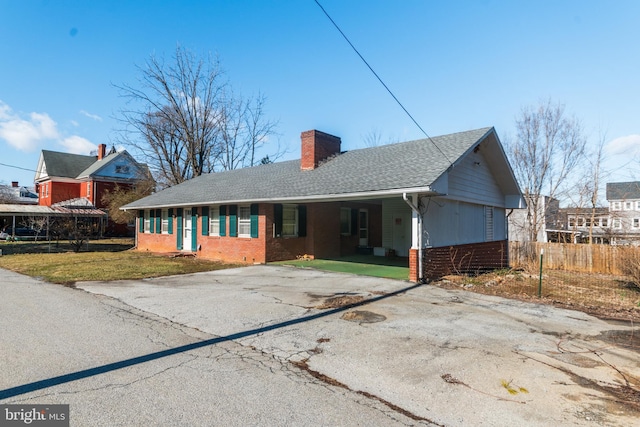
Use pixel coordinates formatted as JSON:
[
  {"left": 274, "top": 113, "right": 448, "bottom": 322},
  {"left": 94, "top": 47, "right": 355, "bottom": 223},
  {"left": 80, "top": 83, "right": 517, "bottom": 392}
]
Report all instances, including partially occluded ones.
[{"left": 1, "top": 0, "right": 639, "bottom": 204}]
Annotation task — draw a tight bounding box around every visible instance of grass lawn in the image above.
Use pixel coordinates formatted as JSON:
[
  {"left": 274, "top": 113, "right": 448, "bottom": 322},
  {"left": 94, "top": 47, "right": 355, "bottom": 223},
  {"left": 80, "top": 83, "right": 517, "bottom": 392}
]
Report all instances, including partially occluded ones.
[
  {"left": 0, "top": 238, "right": 239, "bottom": 284},
  {"left": 274, "top": 255, "right": 410, "bottom": 281}
]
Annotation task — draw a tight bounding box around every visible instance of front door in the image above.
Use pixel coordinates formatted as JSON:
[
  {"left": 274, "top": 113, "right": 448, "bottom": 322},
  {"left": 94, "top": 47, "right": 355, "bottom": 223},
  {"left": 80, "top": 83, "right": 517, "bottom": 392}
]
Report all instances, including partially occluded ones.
[
  {"left": 183, "top": 209, "right": 192, "bottom": 251},
  {"left": 391, "top": 210, "right": 411, "bottom": 257},
  {"left": 359, "top": 209, "right": 369, "bottom": 246}
]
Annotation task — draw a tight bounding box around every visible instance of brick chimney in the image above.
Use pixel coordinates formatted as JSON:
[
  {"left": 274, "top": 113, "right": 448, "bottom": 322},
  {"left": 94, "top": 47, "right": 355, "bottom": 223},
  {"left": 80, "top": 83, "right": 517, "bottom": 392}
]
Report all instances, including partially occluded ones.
[
  {"left": 11, "top": 181, "right": 18, "bottom": 188},
  {"left": 97, "top": 143, "right": 107, "bottom": 160},
  {"left": 300, "top": 130, "right": 341, "bottom": 170}
]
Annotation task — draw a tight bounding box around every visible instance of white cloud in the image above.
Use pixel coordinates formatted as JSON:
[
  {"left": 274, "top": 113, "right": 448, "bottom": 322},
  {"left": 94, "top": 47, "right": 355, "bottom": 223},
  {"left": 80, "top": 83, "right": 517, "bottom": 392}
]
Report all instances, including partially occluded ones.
[
  {"left": 606, "top": 134, "right": 640, "bottom": 156},
  {"left": 0, "top": 101, "right": 60, "bottom": 151},
  {"left": 59, "top": 135, "right": 96, "bottom": 155},
  {"left": 79, "top": 110, "right": 103, "bottom": 121}
]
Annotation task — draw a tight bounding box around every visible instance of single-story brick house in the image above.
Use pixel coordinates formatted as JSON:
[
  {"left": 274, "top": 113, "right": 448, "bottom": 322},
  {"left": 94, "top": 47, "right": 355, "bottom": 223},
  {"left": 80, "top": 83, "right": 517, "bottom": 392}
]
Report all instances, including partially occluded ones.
[{"left": 123, "top": 127, "right": 524, "bottom": 282}]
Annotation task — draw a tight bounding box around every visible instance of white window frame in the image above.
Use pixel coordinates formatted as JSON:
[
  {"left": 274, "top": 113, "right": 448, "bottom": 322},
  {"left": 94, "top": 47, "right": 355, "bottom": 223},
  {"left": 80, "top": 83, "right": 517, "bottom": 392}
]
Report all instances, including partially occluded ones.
[
  {"left": 612, "top": 201, "right": 621, "bottom": 210},
  {"left": 238, "top": 205, "right": 251, "bottom": 237},
  {"left": 86, "top": 182, "right": 91, "bottom": 197},
  {"left": 625, "top": 202, "right": 632, "bottom": 210},
  {"left": 634, "top": 218, "right": 640, "bottom": 229},
  {"left": 613, "top": 218, "right": 621, "bottom": 229},
  {"left": 282, "top": 204, "right": 298, "bottom": 237},
  {"left": 143, "top": 210, "right": 151, "bottom": 233},
  {"left": 340, "top": 207, "right": 351, "bottom": 236},
  {"left": 161, "top": 209, "right": 169, "bottom": 234},
  {"left": 209, "top": 206, "right": 220, "bottom": 236},
  {"left": 601, "top": 218, "right": 608, "bottom": 227}
]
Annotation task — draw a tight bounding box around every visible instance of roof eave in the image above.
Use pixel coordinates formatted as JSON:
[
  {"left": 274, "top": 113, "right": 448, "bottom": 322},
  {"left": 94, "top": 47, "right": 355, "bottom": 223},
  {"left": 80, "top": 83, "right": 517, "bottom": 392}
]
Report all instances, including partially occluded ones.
[{"left": 121, "top": 186, "right": 439, "bottom": 211}]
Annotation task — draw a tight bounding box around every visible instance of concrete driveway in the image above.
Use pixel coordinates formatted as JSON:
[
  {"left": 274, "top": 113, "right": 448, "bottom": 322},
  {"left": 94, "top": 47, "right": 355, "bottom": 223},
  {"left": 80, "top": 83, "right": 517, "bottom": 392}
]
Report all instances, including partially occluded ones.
[{"left": 76, "top": 265, "right": 639, "bottom": 426}]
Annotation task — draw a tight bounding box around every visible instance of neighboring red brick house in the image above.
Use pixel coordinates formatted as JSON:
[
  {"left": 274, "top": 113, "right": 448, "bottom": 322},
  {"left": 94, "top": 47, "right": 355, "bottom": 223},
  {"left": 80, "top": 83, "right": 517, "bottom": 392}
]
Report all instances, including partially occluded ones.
[
  {"left": 123, "top": 127, "right": 524, "bottom": 282},
  {"left": 34, "top": 144, "right": 148, "bottom": 235}
]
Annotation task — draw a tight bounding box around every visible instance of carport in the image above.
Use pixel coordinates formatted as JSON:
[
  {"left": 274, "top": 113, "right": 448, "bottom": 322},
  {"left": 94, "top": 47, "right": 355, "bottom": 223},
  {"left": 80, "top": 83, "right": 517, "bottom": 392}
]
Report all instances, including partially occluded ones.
[{"left": 0, "top": 203, "right": 106, "bottom": 239}]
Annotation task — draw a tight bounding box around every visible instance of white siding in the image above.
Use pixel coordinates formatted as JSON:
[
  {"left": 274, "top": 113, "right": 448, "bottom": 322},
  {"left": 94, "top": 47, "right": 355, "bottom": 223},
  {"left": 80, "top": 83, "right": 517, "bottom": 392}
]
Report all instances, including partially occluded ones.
[{"left": 447, "top": 149, "right": 504, "bottom": 207}]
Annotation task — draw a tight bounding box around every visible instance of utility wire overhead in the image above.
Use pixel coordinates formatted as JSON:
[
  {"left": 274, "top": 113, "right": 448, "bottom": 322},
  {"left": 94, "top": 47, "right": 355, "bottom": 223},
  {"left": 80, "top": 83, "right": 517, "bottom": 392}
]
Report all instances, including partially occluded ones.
[
  {"left": 0, "top": 162, "right": 38, "bottom": 173},
  {"left": 313, "top": 0, "right": 452, "bottom": 165}
]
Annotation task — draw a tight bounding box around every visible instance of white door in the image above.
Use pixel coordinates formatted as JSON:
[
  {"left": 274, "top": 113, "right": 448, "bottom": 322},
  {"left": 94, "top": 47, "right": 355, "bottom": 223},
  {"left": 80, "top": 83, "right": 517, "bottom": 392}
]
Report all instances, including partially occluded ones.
[
  {"left": 183, "top": 209, "right": 192, "bottom": 251},
  {"left": 391, "top": 211, "right": 411, "bottom": 257},
  {"left": 359, "top": 209, "right": 369, "bottom": 246}
]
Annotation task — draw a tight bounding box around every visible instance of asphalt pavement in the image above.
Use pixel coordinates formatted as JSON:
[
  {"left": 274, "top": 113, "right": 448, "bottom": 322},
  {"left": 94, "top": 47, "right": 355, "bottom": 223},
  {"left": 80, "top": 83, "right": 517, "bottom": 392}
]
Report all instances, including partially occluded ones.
[{"left": 2, "top": 265, "right": 639, "bottom": 426}]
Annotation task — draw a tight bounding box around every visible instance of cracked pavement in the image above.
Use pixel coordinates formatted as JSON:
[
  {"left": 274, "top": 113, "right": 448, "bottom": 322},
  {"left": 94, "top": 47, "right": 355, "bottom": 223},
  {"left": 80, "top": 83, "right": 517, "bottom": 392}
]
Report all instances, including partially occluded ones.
[{"left": 3, "top": 265, "right": 639, "bottom": 426}]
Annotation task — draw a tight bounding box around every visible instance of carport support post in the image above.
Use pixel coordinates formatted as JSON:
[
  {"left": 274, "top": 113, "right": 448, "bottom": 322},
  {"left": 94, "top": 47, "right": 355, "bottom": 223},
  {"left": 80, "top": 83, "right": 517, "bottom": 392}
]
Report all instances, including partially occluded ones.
[{"left": 403, "top": 193, "right": 423, "bottom": 283}]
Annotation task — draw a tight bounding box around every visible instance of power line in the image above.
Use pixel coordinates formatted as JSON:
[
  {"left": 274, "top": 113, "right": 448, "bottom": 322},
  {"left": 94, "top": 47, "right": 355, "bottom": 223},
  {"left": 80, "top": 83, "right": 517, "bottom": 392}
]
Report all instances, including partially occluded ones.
[
  {"left": 0, "top": 162, "right": 38, "bottom": 173},
  {"left": 313, "top": 0, "right": 452, "bottom": 164}
]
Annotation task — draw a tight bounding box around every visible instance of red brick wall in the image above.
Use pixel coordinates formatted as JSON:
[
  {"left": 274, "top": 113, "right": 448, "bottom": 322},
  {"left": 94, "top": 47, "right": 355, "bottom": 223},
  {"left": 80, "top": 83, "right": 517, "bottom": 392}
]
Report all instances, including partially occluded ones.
[
  {"left": 422, "top": 240, "right": 509, "bottom": 279},
  {"left": 300, "top": 130, "right": 341, "bottom": 170},
  {"left": 38, "top": 181, "right": 80, "bottom": 206},
  {"left": 136, "top": 201, "right": 384, "bottom": 264},
  {"left": 409, "top": 248, "right": 419, "bottom": 282}
]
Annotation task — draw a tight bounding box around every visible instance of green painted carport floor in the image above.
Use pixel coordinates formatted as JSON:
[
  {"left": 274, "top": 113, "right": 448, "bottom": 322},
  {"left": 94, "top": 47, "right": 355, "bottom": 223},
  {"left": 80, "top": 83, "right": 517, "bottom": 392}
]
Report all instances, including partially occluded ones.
[{"left": 272, "top": 255, "right": 410, "bottom": 281}]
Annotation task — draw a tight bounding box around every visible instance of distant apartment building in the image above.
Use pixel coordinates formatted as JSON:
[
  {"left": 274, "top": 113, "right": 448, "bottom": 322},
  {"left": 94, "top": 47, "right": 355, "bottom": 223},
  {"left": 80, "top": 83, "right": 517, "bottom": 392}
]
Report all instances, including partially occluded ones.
[
  {"left": 509, "top": 182, "right": 640, "bottom": 245},
  {"left": 605, "top": 181, "right": 640, "bottom": 245}
]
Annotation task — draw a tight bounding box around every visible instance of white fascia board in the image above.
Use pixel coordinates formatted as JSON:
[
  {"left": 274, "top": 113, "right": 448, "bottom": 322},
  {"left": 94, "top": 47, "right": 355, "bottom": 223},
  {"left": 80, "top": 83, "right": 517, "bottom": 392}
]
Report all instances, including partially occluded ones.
[{"left": 121, "top": 186, "right": 438, "bottom": 211}]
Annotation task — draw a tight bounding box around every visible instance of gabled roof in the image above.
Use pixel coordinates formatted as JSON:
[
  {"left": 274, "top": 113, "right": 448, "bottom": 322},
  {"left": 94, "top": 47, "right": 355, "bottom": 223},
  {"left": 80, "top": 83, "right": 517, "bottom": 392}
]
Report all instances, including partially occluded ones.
[
  {"left": 76, "top": 151, "right": 122, "bottom": 178},
  {"left": 37, "top": 150, "right": 97, "bottom": 180},
  {"left": 124, "top": 127, "right": 519, "bottom": 210},
  {"left": 606, "top": 182, "right": 640, "bottom": 200},
  {"left": 35, "top": 149, "right": 146, "bottom": 182}
]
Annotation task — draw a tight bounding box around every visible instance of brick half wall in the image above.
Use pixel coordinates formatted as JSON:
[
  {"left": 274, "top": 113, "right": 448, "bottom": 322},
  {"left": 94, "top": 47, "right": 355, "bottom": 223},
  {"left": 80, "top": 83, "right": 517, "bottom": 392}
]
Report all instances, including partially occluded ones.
[{"left": 423, "top": 240, "right": 509, "bottom": 280}]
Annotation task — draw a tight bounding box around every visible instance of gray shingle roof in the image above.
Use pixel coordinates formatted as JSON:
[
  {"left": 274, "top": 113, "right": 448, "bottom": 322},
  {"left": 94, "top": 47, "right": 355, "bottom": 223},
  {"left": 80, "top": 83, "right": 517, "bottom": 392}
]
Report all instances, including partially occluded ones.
[
  {"left": 123, "top": 127, "right": 494, "bottom": 209},
  {"left": 40, "top": 150, "right": 97, "bottom": 179},
  {"left": 606, "top": 182, "right": 640, "bottom": 200}
]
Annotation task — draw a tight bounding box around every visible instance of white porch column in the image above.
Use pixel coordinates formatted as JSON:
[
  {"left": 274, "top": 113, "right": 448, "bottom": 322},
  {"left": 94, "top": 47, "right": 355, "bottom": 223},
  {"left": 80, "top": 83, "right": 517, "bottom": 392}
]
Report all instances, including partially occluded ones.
[{"left": 411, "top": 201, "right": 420, "bottom": 249}]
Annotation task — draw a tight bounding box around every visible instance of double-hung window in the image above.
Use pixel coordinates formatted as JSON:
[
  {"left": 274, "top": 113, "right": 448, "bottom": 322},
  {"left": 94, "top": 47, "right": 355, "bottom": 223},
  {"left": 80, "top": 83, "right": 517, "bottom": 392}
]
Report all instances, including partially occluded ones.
[
  {"left": 238, "top": 206, "right": 251, "bottom": 237},
  {"left": 282, "top": 205, "right": 298, "bottom": 237},
  {"left": 161, "top": 209, "right": 169, "bottom": 233},
  {"left": 143, "top": 210, "right": 151, "bottom": 233},
  {"left": 209, "top": 206, "right": 220, "bottom": 236}
]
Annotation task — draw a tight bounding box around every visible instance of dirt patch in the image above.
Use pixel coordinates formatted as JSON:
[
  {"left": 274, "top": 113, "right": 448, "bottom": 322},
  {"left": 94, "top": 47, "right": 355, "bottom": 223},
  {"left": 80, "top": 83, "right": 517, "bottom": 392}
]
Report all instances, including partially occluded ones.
[
  {"left": 434, "top": 270, "right": 640, "bottom": 322},
  {"left": 341, "top": 310, "right": 386, "bottom": 323},
  {"left": 594, "top": 329, "right": 640, "bottom": 352},
  {"left": 315, "top": 295, "right": 364, "bottom": 309}
]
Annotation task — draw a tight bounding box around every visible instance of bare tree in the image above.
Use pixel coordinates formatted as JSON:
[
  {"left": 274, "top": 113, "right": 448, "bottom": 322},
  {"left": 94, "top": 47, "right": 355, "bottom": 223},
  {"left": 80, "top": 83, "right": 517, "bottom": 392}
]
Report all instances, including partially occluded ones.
[
  {"left": 507, "top": 99, "right": 587, "bottom": 242},
  {"left": 0, "top": 185, "right": 16, "bottom": 203},
  {"left": 101, "top": 173, "right": 156, "bottom": 225},
  {"left": 361, "top": 128, "right": 397, "bottom": 148},
  {"left": 116, "top": 46, "right": 279, "bottom": 187},
  {"left": 217, "top": 91, "right": 280, "bottom": 171}
]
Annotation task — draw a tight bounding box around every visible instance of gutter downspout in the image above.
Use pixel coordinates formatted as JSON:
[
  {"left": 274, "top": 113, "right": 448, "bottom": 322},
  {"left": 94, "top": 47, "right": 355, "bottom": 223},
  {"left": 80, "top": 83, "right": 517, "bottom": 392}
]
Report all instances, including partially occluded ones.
[{"left": 403, "top": 193, "right": 423, "bottom": 282}]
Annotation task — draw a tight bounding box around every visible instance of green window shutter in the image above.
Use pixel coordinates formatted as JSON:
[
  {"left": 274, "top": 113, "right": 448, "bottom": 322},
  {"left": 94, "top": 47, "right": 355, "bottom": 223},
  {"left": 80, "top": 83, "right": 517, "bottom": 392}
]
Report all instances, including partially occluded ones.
[
  {"left": 201, "top": 206, "right": 209, "bottom": 235},
  {"left": 351, "top": 208, "right": 358, "bottom": 236},
  {"left": 298, "top": 205, "right": 307, "bottom": 237},
  {"left": 219, "top": 205, "right": 226, "bottom": 236},
  {"left": 191, "top": 208, "right": 198, "bottom": 251},
  {"left": 149, "top": 210, "right": 155, "bottom": 233},
  {"left": 138, "top": 210, "right": 144, "bottom": 233},
  {"left": 274, "top": 204, "right": 283, "bottom": 237},
  {"left": 229, "top": 205, "right": 238, "bottom": 237},
  {"left": 250, "top": 204, "right": 259, "bottom": 238},
  {"left": 155, "top": 209, "right": 162, "bottom": 234},
  {"left": 168, "top": 208, "right": 173, "bottom": 234},
  {"left": 176, "top": 208, "right": 183, "bottom": 250}
]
